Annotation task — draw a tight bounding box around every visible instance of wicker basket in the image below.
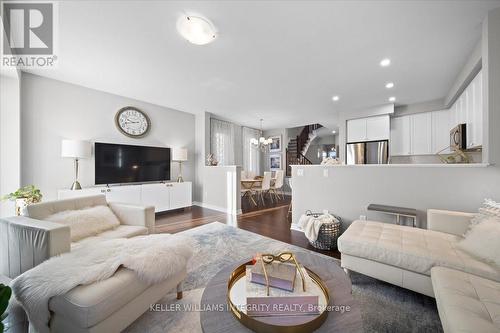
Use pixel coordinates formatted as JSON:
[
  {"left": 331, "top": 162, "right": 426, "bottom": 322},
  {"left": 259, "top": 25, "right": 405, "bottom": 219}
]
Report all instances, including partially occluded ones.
[{"left": 305, "top": 210, "right": 342, "bottom": 250}]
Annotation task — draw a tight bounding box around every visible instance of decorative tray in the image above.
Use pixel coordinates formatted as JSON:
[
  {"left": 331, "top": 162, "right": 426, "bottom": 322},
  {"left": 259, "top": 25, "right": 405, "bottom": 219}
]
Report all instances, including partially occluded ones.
[{"left": 227, "top": 260, "right": 330, "bottom": 333}]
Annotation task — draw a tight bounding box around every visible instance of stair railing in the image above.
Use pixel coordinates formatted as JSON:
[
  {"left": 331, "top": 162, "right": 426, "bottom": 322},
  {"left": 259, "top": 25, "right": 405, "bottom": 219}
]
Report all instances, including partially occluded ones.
[
  {"left": 296, "top": 124, "right": 322, "bottom": 155},
  {"left": 286, "top": 148, "right": 313, "bottom": 176}
]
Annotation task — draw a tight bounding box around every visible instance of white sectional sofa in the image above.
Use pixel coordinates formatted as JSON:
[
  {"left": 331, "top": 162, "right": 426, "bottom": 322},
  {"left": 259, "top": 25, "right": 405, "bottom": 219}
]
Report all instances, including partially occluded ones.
[
  {"left": 0, "top": 195, "right": 187, "bottom": 333},
  {"left": 338, "top": 209, "right": 500, "bottom": 333}
]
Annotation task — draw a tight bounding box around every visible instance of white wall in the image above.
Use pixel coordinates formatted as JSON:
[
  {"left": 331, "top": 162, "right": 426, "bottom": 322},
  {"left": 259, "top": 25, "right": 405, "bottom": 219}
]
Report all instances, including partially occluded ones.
[
  {"left": 194, "top": 111, "right": 211, "bottom": 202},
  {"left": 262, "top": 128, "right": 287, "bottom": 171},
  {"left": 21, "top": 73, "right": 195, "bottom": 201},
  {"left": 196, "top": 165, "right": 241, "bottom": 215},
  {"left": 0, "top": 74, "right": 21, "bottom": 217}
]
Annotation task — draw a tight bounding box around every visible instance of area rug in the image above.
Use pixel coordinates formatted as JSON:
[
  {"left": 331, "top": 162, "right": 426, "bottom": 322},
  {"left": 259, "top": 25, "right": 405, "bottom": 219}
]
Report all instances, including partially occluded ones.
[{"left": 124, "top": 222, "right": 442, "bottom": 332}]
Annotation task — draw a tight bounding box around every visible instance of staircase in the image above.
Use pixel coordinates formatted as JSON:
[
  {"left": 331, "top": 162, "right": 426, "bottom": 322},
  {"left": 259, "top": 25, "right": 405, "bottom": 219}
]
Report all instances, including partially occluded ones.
[{"left": 285, "top": 124, "right": 322, "bottom": 176}]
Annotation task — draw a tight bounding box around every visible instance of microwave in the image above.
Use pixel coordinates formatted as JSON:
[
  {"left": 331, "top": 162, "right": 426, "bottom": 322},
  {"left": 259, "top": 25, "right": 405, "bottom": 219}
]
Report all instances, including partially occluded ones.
[{"left": 450, "top": 123, "right": 466, "bottom": 151}]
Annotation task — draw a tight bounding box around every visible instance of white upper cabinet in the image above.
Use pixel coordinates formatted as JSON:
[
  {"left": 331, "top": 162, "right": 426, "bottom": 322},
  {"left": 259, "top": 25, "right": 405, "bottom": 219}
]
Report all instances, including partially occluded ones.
[
  {"left": 366, "top": 115, "right": 391, "bottom": 141},
  {"left": 431, "top": 109, "right": 451, "bottom": 154},
  {"left": 391, "top": 111, "right": 448, "bottom": 156},
  {"left": 390, "top": 116, "right": 411, "bottom": 156},
  {"left": 467, "top": 71, "right": 483, "bottom": 148},
  {"left": 346, "top": 118, "right": 367, "bottom": 143},
  {"left": 410, "top": 112, "right": 433, "bottom": 155},
  {"left": 450, "top": 69, "right": 483, "bottom": 149},
  {"left": 347, "top": 115, "right": 389, "bottom": 143}
]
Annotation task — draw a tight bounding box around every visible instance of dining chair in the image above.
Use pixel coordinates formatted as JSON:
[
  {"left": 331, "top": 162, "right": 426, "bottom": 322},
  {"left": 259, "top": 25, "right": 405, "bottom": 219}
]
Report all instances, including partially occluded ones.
[
  {"left": 270, "top": 170, "right": 285, "bottom": 201},
  {"left": 255, "top": 171, "right": 273, "bottom": 205},
  {"left": 247, "top": 171, "right": 257, "bottom": 180},
  {"left": 241, "top": 170, "right": 247, "bottom": 180}
]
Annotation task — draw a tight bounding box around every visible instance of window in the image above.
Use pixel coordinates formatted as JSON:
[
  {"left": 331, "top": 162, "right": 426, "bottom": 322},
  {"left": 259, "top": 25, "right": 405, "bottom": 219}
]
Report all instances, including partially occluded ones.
[
  {"left": 210, "top": 118, "right": 235, "bottom": 165},
  {"left": 242, "top": 127, "right": 261, "bottom": 174}
]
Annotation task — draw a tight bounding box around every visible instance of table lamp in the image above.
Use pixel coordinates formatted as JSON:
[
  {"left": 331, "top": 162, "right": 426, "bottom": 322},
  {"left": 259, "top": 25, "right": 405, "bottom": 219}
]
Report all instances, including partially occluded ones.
[
  {"left": 61, "top": 139, "right": 92, "bottom": 190},
  {"left": 172, "top": 148, "right": 188, "bottom": 182}
]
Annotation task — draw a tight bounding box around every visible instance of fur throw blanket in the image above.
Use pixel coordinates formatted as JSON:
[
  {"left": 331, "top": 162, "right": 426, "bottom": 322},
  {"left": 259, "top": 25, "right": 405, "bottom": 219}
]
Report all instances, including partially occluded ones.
[{"left": 11, "top": 234, "right": 193, "bottom": 333}]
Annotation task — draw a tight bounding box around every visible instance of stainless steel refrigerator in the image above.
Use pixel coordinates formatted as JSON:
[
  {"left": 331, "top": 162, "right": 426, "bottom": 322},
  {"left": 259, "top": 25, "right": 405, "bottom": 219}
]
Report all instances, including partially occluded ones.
[{"left": 346, "top": 140, "right": 389, "bottom": 164}]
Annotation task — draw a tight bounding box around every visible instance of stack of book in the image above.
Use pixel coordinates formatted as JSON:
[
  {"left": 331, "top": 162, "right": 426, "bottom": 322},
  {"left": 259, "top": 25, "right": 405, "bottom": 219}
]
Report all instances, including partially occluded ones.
[{"left": 245, "top": 258, "right": 322, "bottom": 317}]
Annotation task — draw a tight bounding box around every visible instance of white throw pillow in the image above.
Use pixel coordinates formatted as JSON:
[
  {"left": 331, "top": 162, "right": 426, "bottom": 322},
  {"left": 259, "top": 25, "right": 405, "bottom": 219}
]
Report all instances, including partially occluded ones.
[
  {"left": 46, "top": 205, "right": 121, "bottom": 241},
  {"left": 471, "top": 198, "right": 500, "bottom": 226},
  {"left": 458, "top": 217, "right": 500, "bottom": 266}
]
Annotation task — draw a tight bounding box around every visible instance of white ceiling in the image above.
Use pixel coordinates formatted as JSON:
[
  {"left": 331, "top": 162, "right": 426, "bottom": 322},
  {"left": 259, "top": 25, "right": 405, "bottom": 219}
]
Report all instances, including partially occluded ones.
[{"left": 27, "top": 0, "right": 500, "bottom": 129}]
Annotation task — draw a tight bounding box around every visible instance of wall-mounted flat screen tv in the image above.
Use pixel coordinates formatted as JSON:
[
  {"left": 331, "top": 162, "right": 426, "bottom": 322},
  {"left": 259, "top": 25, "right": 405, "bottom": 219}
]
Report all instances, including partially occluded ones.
[{"left": 95, "top": 142, "right": 170, "bottom": 185}]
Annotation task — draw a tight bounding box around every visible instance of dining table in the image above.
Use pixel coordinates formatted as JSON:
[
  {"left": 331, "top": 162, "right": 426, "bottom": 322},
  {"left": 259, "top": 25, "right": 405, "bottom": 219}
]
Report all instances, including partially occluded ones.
[{"left": 240, "top": 176, "right": 276, "bottom": 206}]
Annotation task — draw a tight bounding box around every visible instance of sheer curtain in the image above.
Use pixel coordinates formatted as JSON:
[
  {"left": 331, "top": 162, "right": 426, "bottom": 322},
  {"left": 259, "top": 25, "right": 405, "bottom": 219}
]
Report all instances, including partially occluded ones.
[
  {"left": 242, "top": 127, "right": 261, "bottom": 175},
  {"left": 210, "top": 118, "right": 235, "bottom": 165}
]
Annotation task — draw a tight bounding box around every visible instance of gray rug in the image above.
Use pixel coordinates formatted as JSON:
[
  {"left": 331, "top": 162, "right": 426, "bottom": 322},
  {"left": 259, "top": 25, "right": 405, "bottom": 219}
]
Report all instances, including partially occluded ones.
[{"left": 125, "top": 222, "right": 442, "bottom": 333}]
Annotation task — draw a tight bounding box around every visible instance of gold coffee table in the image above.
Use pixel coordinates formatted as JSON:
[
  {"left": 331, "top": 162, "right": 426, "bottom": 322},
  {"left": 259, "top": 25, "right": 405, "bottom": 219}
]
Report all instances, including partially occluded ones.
[{"left": 200, "top": 253, "right": 362, "bottom": 333}]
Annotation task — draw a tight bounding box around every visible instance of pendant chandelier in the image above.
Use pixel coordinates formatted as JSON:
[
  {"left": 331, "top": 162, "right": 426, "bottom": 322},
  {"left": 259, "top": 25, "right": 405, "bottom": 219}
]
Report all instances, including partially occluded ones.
[{"left": 250, "top": 119, "right": 272, "bottom": 152}]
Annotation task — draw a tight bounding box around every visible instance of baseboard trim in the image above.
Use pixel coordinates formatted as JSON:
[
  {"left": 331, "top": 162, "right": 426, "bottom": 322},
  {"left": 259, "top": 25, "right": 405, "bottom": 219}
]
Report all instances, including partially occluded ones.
[{"left": 192, "top": 201, "right": 242, "bottom": 215}]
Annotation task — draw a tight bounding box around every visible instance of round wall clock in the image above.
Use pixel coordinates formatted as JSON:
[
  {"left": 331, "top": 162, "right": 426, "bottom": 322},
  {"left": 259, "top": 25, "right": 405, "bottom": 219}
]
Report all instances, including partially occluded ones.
[{"left": 115, "top": 106, "right": 151, "bottom": 138}]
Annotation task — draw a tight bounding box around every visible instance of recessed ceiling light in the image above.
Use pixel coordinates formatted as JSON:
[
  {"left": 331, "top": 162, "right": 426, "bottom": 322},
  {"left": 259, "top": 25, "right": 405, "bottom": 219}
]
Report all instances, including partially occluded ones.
[
  {"left": 388, "top": 97, "right": 396, "bottom": 102},
  {"left": 177, "top": 16, "right": 216, "bottom": 45},
  {"left": 385, "top": 82, "right": 394, "bottom": 89},
  {"left": 380, "top": 58, "right": 391, "bottom": 67},
  {"left": 332, "top": 130, "right": 337, "bottom": 134},
  {"left": 332, "top": 95, "right": 340, "bottom": 101}
]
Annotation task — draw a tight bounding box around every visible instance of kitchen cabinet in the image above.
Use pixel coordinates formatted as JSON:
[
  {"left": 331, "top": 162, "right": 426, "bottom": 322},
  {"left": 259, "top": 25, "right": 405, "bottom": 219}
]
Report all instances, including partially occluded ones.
[
  {"left": 391, "top": 111, "right": 444, "bottom": 156},
  {"left": 347, "top": 115, "right": 389, "bottom": 143},
  {"left": 346, "top": 118, "right": 367, "bottom": 143},
  {"left": 467, "top": 71, "right": 483, "bottom": 148},
  {"left": 390, "top": 116, "right": 411, "bottom": 156},
  {"left": 58, "top": 182, "right": 192, "bottom": 212},
  {"left": 431, "top": 109, "right": 451, "bottom": 154},
  {"left": 410, "top": 113, "right": 433, "bottom": 155},
  {"left": 450, "top": 70, "right": 482, "bottom": 149}
]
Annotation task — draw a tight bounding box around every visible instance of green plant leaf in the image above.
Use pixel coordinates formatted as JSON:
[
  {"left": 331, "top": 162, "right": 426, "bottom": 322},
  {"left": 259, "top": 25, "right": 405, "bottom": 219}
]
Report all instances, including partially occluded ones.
[{"left": 0, "top": 285, "right": 11, "bottom": 318}]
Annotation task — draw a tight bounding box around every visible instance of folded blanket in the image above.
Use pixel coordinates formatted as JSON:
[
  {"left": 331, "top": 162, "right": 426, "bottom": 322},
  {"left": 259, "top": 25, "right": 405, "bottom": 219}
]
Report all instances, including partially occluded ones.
[
  {"left": 299, "top": 211, "right": 338, "bottom": 242},
  {"left": 11, "top": 234, "right": 193, "bottom": 333}
]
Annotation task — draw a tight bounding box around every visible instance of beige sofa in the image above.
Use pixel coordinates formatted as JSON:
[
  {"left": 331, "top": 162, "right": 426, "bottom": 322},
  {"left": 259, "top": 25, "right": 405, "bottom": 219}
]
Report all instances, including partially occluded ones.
[
  {"left": 0, "top": 195, "right": 187, "bottom": 333},
  {"left": 338, "top": 209, "right": 500, "bottom": 333}
]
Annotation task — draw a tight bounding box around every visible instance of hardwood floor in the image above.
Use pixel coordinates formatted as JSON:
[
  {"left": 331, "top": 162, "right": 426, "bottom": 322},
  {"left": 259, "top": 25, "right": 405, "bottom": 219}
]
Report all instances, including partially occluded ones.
[{"left": 155, "top": 196, "right": 340, "bottom": 259}]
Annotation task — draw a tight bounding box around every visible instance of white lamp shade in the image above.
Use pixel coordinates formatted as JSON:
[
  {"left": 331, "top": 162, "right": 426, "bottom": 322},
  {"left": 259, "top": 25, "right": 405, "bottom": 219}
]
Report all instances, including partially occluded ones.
[
  {"left": 172, "top": 148, "right": 188, "bottom": 161},
  {"left": 61, "top": 139, "right": 91, "bottom": 159}
]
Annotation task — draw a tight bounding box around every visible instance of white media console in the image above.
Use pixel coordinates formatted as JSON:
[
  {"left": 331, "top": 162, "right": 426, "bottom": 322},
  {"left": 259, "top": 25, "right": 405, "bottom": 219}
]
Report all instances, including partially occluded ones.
[{"left": 58, "top": 182, "right": 192, "bottom": 213}]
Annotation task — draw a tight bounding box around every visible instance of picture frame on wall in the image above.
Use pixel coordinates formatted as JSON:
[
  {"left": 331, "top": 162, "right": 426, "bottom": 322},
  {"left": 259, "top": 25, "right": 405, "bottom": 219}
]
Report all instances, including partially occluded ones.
[
  {"left": 269, "top": 154, "right": 282, "bottom": 170},
  {"left": 269, "top": 135, "right": 282, "bottom": 152}
]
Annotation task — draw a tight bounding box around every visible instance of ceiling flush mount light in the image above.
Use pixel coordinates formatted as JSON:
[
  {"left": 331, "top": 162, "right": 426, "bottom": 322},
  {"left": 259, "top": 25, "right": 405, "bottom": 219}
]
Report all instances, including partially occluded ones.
[
  {"left": 332, "top": 95, "right": 340, "bottom": 101},
  {"left": 388, "top": 96, "right": 396, "bottom": 102},
  {"left": 380, "top": 58, "right": 391, "bottom": 67},
  {"left": 177, "top": 15, "right": 216, "bottom": 45},
  {"left": 385, "top": 82, "right": 394, "bottom": 89}
]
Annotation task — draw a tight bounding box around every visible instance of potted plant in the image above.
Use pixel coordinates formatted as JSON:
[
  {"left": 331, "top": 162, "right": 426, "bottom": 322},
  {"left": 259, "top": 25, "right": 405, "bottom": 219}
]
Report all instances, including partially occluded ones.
[
  {"left": 2, "top": 185, "right": 42, "bottom": 216},
  {"left": 0, "top": 284, "right": 11, "bottom": 333}
]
